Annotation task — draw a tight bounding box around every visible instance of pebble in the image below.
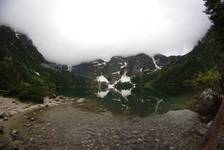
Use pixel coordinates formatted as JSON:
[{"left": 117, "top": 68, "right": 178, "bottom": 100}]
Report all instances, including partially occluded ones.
[
  {"left": 12, "top": 100, "right": 18, "bottom": 105},
  {"left": 30, "top": 117, "right": 35, "bottom": 121},
  {"left": 12, "top": 140, "right": 23, "bottom": 149},
  {"left": 10, "top": 129, "right": 19, "bottom": 141},
  {"left": 24, "top": 123, "right": 32, "bottom": 128},
  {"left": 23, "top": 115, "right": 28, "bottom": 119},
  {"left": 9, "top": 110, "right": 17, "bottom": 116},
  {"left": 76, "top": 98, "right": 86, "bottom": 104},
  {"left": 11, "top": 129, "right": 19, "bottom": 135},
  {"left": 29, "top": 137, "right": 34, "bottom": 142},
  {"left": 207, "top": 121, "right": 213, "bottom": 128},
  {"left": 0, "top": 112, "right": 9, "bottom": 120},
  {"left": 3, "top": 116, "right": 9, "bottom": 121}
]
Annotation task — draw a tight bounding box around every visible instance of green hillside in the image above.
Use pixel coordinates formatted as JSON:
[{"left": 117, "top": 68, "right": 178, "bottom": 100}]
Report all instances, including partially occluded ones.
[
  {"left": 145, "top": 27, "right": 224, "bottom": 90},
  {"left": 137, "top": 1, "right": 224, "bottom": 92},
  {"left": 0, "top": 26, "right": 91, "bottom": 102}
]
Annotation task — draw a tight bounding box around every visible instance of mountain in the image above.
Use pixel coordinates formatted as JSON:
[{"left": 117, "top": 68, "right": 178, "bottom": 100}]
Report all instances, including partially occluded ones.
[
  {"left": 154, "top": 54, "right": 180, "bottom": 68},
  {"left": 72, "top": 53, "right": 178, "bottom": 83},
  {"left": 72, "top": 59, "right": 106, "bottom": 77},
  {"left": 0, "top": 25, "right": 90, "bottom": 102},
  {"left": 143, "top": 27, "right": 224, "bottom": 91}
]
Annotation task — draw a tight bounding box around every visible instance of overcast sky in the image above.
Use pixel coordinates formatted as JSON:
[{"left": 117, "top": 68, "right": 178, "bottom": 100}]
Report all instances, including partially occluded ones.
[{"left": 0, "top": 0, "right": 211, "bottom": 65}]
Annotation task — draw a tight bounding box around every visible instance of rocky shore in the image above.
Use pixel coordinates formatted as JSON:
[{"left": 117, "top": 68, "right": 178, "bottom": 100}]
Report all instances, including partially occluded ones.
[
  {"left": 1, "top": 95, "right": 224, "bottom": 150},
  {"left": 0, "top": 95, "right": 88, "bottom": 149},
  {"left": 0, "top": 96, "right": 87, "bottom": 121}
]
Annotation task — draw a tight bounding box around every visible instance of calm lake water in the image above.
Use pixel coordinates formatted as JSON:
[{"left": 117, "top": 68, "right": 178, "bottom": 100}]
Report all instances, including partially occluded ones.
[{"left": 56, "top": 87, "right": 194, "bottom": 117}]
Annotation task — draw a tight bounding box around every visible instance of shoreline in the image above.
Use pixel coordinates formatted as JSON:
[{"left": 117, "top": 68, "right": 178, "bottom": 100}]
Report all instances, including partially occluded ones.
[
  {"left": 0, "top": 96, "right": 85, "bottom": 122},
  {"left": 0, "top": 95, "right": 209, "bottom": 150}
]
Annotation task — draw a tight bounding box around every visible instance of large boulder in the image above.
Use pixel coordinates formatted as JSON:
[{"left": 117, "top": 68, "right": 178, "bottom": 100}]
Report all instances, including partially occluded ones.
[{"left": 191, "top": 88, "right": 221, "bottom": 122}]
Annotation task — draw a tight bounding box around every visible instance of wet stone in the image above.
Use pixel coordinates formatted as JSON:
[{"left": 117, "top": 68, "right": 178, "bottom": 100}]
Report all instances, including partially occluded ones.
[
  {"left": 29, "top": 117, "right": 35, "bottom": 121},
  {"left": 10, "top": 129, "right": 19, "bottom": 141}
]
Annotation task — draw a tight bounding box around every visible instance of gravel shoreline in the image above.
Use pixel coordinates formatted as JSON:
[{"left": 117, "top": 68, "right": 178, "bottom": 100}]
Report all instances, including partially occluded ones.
[
  {"left": 2, "top": 96, "right": 224, "bottom": 150},
  {"left": 0, "top": 98, "right": 209, "bottom": 150}
]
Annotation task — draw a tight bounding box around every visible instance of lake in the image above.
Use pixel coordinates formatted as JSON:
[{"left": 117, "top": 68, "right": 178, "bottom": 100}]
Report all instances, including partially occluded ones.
[{"left": 56, "top": 87, "right": 194, "bottom": 117}]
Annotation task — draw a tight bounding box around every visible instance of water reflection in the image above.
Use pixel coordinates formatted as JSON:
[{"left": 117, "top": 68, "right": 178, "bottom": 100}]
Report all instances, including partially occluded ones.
[
  {"left": 120, "top": 89, "right": 132, "bottom": 97},
  {"left": 154, "top": 99, "right": 164, "bottom": 113},
  {"left": 96, "top": 91, "right": 109, "bottom": 98},
  {"left": 57, "top": 87, "right": 193, "bottom": 117},
  {"left": 96, "top": 87, "right": 165, "bottom": 116}
]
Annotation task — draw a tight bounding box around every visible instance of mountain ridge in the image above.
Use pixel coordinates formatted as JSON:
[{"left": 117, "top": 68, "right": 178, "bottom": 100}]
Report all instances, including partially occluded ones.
[
  {"left": 71, "top": 53, "right": 180, "bottom": 82},
  {"left": 142, "top": 26, "right": 224, "bottom": 91}
]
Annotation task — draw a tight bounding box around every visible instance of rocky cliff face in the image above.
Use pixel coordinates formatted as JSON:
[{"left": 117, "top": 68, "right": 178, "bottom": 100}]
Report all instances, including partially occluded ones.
[
  {"left": 125, "top": 53, "right": 156, "bottom": 76},
  {"left": 72, "top": 53, "right": 177, "bottom": 82},
  {"left": 72, "top": 59, "right": 106, "bottom": 77}
]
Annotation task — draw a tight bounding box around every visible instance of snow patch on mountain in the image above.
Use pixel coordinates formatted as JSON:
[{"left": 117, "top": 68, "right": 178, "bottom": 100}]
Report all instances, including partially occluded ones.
[
  {"left": 35, "top": 72, "right": 40, "bottom": 76},
  {"left": 96, "top": 75, "right": 109, "bottom": 83},
  {"left": 67, "top": 65, "right": 72, "bottom": 72},
  {"left": 121, "top": 89, "right": 132, "bottom": 97},
  {"left": 92, "top": 60, "right": 107, "bottom": 67},
  {"left": 120, "top": 71, "right": 131, "bottom": 83},
  {"left": 112, "top": 71, "right": 120, "bottom": 75},
  {"left": 15, "top": 32, "right": 20, "bottom": 39},
  {"left": 96, "top": 90, "right": 109, "bottom": 98},
  {"left": 151, "top": 56, "right": 161, "bottom": 70},
  {"left": 120, "top": 62, "right": 127, "bottom": 69}
]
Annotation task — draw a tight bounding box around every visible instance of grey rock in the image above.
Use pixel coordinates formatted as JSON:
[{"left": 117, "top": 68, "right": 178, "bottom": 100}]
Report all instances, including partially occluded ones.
[
  {"left": 24, "top": 123, "right": 32, "bottom": 128},
  {"left": 11, "top": 129, "right": 19, "bottom": 141},
  {"left": 29, "top": 137, "right": 34, "bottom": 142},
  {"left": 200, "top": 88, "right": 217, "bottom": 101},
  {"left": 12, "top": 140, "right": 23, "bottom": 150},
  {"left": 76, "top": 98, "right": 86, "bottom": 104},
  {"left": 3, "top": 116, "right": 9, "bottom": 121},
  {"left": 0, "top": 112, "right": 8, "bottom": 119},
  {"left": 12, "top": 100, "right": 18, "bottom": 105},
  {"left": 207, "top": 121, "right": 213, "bottom": 128},
  {"left": 29, "top": 117, "right": 35, "bottom": 121}
]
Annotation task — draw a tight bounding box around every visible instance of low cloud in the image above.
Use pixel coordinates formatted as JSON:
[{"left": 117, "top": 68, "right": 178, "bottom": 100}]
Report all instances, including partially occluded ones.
[{"left": 0, "top": 0, "right": 211, "bottom": 65}]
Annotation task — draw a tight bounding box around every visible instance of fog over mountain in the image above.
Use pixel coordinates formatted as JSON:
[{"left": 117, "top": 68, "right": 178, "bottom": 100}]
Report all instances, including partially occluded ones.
[{"left": 0, "top": 0, "right": 211, "bottom": 65}]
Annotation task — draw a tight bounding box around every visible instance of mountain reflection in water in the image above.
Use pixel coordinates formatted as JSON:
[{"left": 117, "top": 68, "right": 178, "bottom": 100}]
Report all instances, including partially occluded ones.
[{"left": 57, "top": 87, "right": 194, "bottom": 117}]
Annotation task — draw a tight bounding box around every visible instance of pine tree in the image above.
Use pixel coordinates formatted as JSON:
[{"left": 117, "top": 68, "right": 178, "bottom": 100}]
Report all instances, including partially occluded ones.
[
  {"left": 200, "top": 1, "right": 224, "bottom": 149},
  {"left": 204, "top": 0, "right": 224, "bottom": 33}
]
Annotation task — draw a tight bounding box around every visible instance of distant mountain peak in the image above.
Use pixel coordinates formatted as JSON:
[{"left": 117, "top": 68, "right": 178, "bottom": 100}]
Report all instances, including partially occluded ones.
[{"left": 71, "top": 53, "right": 178, "bottom": 82}]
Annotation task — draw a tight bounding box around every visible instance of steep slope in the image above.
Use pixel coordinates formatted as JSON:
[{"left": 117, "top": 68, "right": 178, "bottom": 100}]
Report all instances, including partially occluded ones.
[
  {"left": 0, "top": 26, "right": 46, "bottom": 91},
  {"left": 146, "top": 27, "right": 224, "bottom": 90},
  {"left": 72, "top": 59, "right": 107, "bottom": 77},
  {"left": 125, "top": 53, "right": 156, "bottom": 76},
  {"left": 0, "top": 26, "right": 90, "bottom": 102}
]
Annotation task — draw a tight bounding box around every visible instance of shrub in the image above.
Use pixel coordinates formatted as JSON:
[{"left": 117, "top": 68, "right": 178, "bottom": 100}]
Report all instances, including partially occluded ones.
[
  {"left": 17, "top": 82, "right": 44, "bottom": 103},
  {"left": 191, "top": 68, "right": 221, "bottom": 90}
]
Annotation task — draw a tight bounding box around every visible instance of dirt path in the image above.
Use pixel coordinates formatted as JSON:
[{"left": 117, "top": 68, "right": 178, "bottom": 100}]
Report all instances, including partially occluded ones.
[{"left": 1, "top": 102, "right": 210, "bottom": 150}]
